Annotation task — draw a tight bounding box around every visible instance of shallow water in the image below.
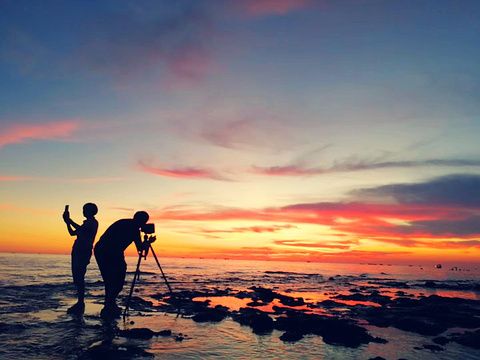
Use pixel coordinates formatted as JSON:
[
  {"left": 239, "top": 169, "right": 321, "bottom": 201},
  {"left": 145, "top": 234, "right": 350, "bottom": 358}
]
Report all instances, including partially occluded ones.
[{"left": 0, "top": 253, "right": 479, "bottom": 359}]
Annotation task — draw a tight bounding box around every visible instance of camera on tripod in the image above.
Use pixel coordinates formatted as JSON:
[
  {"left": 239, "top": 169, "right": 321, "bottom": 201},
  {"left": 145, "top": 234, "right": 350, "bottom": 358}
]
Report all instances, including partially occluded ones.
[
  {"left": 141, "top": 223, "right": 155, "bottom": 234},
  {"left": 124, "top": 222, "right": 174, "bottom": 320}
]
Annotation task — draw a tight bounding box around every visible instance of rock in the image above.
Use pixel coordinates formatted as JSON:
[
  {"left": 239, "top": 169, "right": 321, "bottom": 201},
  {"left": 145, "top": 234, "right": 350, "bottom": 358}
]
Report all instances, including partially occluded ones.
[
  {"left": 231, "top": 308, "right": 274, "bottom": 334},
  {"left": 368, "top": 357, "right": 386, "bottom": 360},
  {"left": 246, "top": 301, "right": 265, "bottom": 307},
  {"left": 432, "top": 336, "right": 449, "bottom": 345},
  {"left": 278, "top": 295, "right": 305, "bottom": 307},
  {"left": 424, "top": 280, "right": 436, "bottom": 288},
  {"left": 450, "top": 329, "right": 480, "bottom": 349},
  {"left": 394, "top": 318, "right": 446, "bottom": 336},
  {"left": 118, "top": 328, "right": 157, "bottom": 339},
  {"left": 274, "top": 312, "right": 382, "bottom": 348},
  {"left": 318, "top": 300, "right": 341, "bottom": 307},
  {"left": 79, "top": 343, "right": 154, "bottom": 359},
  {"left": 157, "top": 329, "right": 172, "bottom": 337},
  {"left": 280, "top": 331, "right": 304, "bottom": 342},
  {"left": 422, "top": 344, "right": 445, "bottom": 351},
  {"left": 192, "top": 307, "right": 228, "bottom": 323},
  {"left": 250, "top": 287, "right": 275, "bottom": 303}
]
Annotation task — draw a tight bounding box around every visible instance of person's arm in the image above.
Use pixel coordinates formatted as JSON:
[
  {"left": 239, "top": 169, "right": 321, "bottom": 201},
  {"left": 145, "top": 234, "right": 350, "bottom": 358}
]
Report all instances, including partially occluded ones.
[{"left": 133, "top": 231, "right": 144, "bottom": 253}]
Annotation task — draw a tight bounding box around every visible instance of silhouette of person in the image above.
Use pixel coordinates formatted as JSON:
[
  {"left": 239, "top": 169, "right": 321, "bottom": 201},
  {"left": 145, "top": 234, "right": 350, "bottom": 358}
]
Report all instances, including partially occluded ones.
[
  {"left": 63, "top": 203, "right": 99, "bottom": 314},
  {"left": 94, "top": 211, "right": 149, "bottom": 317}
]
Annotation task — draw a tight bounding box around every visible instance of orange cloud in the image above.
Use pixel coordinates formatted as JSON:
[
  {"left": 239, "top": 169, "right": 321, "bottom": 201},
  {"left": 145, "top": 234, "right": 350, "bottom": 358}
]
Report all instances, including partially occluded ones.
[
  {"left": 201, "top": 224, "right": 297, "bottom": 234},
  {"left": 0, "top": 120, "right": 79, "bottom": 148},
  {"left": 274, "top": 239, "right": 351, "bottom": 250}
]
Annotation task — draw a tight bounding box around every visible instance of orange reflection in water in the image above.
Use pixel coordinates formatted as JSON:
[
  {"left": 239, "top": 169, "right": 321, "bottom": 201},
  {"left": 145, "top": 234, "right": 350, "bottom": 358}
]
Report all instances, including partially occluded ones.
[{"left": 193, "top": 292, "right": 382, "bottom": 315}]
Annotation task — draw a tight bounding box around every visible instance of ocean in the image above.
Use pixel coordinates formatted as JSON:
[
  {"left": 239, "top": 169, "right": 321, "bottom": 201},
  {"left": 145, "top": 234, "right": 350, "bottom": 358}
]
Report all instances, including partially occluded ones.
[{"left": 0, "top": 253, "right": 479, "bottom": 359}]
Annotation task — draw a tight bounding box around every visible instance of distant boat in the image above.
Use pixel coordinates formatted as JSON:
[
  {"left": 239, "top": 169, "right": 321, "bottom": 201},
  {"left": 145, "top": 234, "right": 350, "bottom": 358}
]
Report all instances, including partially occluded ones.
[{"left": 435, "top": 264, "right": 442, "bottom": 269}]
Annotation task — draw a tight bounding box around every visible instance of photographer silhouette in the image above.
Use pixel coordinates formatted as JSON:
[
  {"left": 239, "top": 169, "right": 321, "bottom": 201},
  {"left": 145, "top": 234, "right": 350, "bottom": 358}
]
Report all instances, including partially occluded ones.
[{"left": 94, "top": 211, "right": 149, "bottom": 318}]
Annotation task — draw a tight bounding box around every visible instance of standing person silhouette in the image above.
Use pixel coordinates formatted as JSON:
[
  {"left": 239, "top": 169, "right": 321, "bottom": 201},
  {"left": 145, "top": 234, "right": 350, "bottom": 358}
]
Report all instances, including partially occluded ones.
[
  {"left": 94, "top": 211, "right": 149, "bottom": 318},
  {"left": 63, "top": 203, "right": 99, "bottom": 314}
]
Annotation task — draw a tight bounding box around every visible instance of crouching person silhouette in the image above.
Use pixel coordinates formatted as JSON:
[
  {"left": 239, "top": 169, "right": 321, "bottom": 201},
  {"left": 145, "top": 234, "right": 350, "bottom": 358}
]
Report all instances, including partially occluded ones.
[
  {"left": 94, "top": 211, "right": 149, "bottom": 318},
  {"left": 63, "top": 203, "right": 99, "bottom": 314}
]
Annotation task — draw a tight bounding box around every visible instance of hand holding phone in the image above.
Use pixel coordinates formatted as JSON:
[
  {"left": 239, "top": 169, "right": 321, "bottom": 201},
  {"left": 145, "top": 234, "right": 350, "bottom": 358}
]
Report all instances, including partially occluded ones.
[{"left": 63, "top": 205, "right": 70, "bottom": 222}]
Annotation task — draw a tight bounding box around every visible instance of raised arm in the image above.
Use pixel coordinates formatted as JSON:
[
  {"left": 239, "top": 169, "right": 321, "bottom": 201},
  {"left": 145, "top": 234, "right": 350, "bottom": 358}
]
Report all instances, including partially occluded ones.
[{"left": 63, "top": 206, "right": 81, "bottom": 236}]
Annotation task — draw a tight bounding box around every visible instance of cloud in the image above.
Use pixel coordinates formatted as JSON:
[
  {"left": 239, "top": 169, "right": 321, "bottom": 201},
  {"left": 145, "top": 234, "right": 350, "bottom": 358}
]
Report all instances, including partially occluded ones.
[
  {"left": 354, "top": 173, "right": 480, "bottom": 207},
  {"left": 201, "top": 224, "right": 297, "bottom": 234},
  {"left": 252, "top": 159, "right": 480, "bottom": 177},
  {"left": 149, "top": 173, "right": 480, "bottom": 243},
  {"left": 0, "top": 2, "right": 217, "bottom": 87},
  {"left": 137, "top": 160, "right": 229, "bottom": 181},
  {"left": 274, "top": 239, "right": 351, "bottom": 250},
  {"left": 0, "top": 120, "right": 80, "bottom": 148},
  {"left": 196, "top": 116, "right": 293, "bottom": 151},
  {"left": 236, "top": 0, "right": 314, "bottom": 17},
  {"left": 0, "top": 175, "right": 124, "bottom": 183},
  {"left": 373, "top": 238, "right": 480, "bottom": 249},
  {"left": 76, "top": 2, "right": 216, "bottom": 87},
  {"left": 376, "top": 216, "right": 480, "bottom": 238}
]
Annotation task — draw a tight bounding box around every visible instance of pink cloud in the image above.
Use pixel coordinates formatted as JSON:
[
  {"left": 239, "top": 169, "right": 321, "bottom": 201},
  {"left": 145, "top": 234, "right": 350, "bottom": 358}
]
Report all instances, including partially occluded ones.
[
  {"left": 252, "top": 158, "right": 480, "bottom": 177},
  {"left": 251, "top": 165, "right": 325, "bottom": 176},
  {"left": 0, "top": 176, "right": 33, "bottom": 181},
  {"left": 148, "top": 199, "right": 480, "bottom": 245},
  {"left": 137, "top": 160, "right": 228, "bottom": 181},
  {"left": 238, "top": 0, "right": 314, "bottom": 17},
  {"left": 0, "top": 120, "right": 80, "bottom": 148},
  {"left": 164, "top": 44, "right": 215, "bottom": 89},
  {"left": 201, "top": 224, "right": 297, "bottom": 234}
]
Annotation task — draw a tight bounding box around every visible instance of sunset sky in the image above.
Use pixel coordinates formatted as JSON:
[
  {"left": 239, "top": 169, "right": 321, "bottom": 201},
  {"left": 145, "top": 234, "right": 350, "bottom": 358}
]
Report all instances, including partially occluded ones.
[{"left": 1, "top": 0, "right": 480, "bottom": 264}]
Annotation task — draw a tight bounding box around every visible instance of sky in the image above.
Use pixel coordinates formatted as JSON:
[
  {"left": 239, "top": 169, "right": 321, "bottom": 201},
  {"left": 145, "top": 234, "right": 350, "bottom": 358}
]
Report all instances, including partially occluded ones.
[{"left": 1, "top": 0, "right": 480, "bottom": 264}]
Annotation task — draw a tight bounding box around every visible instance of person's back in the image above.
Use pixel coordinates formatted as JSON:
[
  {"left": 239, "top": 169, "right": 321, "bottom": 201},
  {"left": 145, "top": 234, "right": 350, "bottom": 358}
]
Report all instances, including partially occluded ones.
[
  {"left": 73, "top": 216, "right": 98, "bottom": 252},
  {"left": 95, "top": 218, "right": 140, "bottom": 254}
]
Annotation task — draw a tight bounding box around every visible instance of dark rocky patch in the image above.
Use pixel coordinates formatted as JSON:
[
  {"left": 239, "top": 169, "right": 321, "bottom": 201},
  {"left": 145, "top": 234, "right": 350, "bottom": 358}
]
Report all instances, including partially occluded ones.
[
  {"left": 231, "top": 308, "right": 274, "bottom": 334},
  {"left": 79, "top": 342, "right": 154, "bottom": 359},
  {"left": 432, "top": 336, "right": 449, "bottom": 345},
  {"left": 450, "top": 329, "right": 480, "bottom": 349},
  {"left": 274, "top": 312, "right": 384, "bottom": 348},
  {"left": 192, "top": 306, "right": 229, "bottom": 323},
  {"left": 359, "top": 294, "right": 480, "bottom": 336},
  {"left": 279, "top": 331, "right": 304, "bottom": 342},
  {"left": 117, "top": 327, "right": 172, "bottom": 339},
  {"left": 422, "top": 344, "right": 445, "bottom": 352}
]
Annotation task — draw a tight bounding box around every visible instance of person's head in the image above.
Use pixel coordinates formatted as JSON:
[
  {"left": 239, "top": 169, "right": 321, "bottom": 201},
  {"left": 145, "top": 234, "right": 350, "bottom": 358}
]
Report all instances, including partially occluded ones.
[
  {"left": 133, "top": 211, "right": 149, "bottom": 227},
  {"left": 83, "top": 203, "right": 98, "bottom": 218}
]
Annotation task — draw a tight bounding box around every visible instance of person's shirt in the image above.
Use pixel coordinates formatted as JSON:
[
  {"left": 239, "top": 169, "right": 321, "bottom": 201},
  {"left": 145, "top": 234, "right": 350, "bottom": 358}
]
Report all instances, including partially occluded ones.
[
  {"left": 95, "top": 219, "right": 141, "bottom": 255},
  {"left": 73, "top": 217, "right": 99, "bottom": 252}
]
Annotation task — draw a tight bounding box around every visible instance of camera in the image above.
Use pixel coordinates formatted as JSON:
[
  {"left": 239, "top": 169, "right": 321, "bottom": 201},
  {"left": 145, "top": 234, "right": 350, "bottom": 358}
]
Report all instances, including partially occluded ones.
[{"left": 141, "top": 223, "right": 155, "bottom": 234}]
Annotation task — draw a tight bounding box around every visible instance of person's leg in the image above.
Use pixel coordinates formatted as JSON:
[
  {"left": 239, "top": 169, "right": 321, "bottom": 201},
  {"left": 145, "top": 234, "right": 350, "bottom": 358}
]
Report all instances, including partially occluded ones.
[
  {"left": 94, "top": 246, "right": 110, "bottom": 300},
  {"left": 68, "top": 251, "right": 90, "bottom": 314},
  {"left": 108, "top": 257, "right": 127, "bottom": 307},
  {"left": 72, "top": 251, "right": 91, "bottom": 303}
]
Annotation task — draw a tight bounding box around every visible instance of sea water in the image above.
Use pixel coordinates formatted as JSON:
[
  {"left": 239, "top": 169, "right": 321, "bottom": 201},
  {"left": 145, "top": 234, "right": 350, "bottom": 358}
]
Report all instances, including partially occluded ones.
[{"left": 0, "top": 253, "right": 479, "bottom": 359}]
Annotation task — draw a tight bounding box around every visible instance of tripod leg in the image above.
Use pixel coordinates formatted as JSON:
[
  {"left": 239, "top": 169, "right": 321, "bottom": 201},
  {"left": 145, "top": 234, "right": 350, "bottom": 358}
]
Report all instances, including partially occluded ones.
[
  {"left": 149, "top": 246, "right": 174, "bottom": 296},
  {"left": 123, "top": 253, "right": 143, "bottom": 320}
]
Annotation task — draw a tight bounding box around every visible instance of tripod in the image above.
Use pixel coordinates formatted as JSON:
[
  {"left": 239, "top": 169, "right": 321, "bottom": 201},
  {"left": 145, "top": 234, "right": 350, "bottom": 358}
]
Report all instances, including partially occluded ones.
[{"left": 123, "top": 234, "right": 174, "bottom": 320}]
